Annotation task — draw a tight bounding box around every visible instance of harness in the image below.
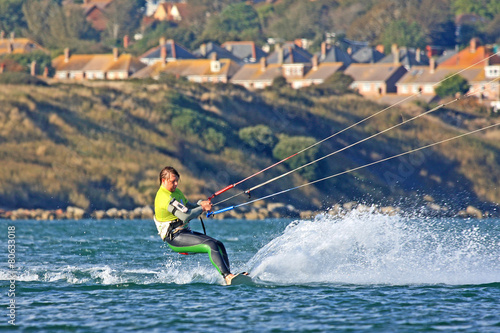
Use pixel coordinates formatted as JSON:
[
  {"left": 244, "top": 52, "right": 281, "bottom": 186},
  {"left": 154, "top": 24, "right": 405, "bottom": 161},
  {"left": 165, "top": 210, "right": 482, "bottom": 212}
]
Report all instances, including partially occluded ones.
[
  {"left": 154, "top": 217, "right": 207, "bottom": 241},
  {"left": 154, "top": 217, "right": 186, "bottom": 241}
]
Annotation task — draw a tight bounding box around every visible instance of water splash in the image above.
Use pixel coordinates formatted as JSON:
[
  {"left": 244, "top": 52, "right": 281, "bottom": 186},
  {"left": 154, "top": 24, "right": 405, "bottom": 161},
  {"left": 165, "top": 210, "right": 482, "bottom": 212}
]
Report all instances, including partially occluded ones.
[
  {"left": 0, "top": 262, "right": 223, "bottom": 286},
  {"left": 248, "top": 210, "right": 500, "bottom": 285}
]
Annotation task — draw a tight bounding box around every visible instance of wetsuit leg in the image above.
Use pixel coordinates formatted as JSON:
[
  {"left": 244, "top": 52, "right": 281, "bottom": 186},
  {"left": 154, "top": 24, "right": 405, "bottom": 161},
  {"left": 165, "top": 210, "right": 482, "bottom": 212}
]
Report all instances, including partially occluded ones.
[{"left": 166, "top": 230, "right": 231, "bottom": 276}]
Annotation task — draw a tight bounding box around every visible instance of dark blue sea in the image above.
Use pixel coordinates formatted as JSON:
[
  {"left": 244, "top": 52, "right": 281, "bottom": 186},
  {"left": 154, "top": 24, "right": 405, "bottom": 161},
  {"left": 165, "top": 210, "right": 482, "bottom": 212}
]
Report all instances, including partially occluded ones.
[{"left": 1, "top": 211, "right": 500, "bottom": 332}]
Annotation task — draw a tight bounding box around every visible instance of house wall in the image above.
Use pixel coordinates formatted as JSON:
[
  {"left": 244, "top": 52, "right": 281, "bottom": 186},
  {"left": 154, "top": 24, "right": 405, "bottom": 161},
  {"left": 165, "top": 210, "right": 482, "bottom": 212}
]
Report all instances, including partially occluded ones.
[
  {"left": 86, "top": 8, "right": 108, "bottom": 31},
  {"left": 386, "top": 66, "right": 408, "bottom": 93},
  {"left": 352, "top": 82, "right": 386, "bottom": 96}
]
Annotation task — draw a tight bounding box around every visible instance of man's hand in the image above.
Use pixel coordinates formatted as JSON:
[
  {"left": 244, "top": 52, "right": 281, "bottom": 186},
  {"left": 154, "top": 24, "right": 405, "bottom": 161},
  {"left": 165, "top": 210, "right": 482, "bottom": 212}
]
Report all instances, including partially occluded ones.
[{"left": 199, "top": 200, "right": 213, "bottom": 212}]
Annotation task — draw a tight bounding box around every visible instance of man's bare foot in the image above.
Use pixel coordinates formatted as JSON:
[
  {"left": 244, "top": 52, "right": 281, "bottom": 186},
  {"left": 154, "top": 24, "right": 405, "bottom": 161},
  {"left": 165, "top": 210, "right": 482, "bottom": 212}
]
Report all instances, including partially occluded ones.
[{"left": 225, "top": 273, "right": 236, "bottom": 285}]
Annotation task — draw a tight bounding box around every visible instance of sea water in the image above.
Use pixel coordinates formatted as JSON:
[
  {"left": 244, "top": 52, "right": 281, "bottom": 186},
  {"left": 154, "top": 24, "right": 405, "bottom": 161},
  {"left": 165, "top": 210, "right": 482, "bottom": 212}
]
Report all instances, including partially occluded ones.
[{"left": 1, "top": 211, "right": 499, "bottom": 332}]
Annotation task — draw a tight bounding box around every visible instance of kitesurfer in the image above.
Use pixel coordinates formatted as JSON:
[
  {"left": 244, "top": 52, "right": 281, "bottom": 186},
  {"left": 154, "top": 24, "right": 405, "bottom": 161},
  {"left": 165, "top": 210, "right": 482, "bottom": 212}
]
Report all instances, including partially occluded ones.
[{"left": 154, "top": 166, "right": 236, "bottom": 284}]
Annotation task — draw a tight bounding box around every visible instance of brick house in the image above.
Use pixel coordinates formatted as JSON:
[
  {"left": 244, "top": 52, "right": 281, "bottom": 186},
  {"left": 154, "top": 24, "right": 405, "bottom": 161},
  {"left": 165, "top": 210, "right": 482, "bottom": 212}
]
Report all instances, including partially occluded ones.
[
  {"left": 152, "top": 2, "right": 188, "bottom": 21},
  {"left": 221, "top": 41, "right": 268, "bottom": 63},
  {"left": 344, "top": 63, "right": 407, "bottom": 96},
  {"left": 230, "top": 58, "right": 283, "bottom": 89},
  {"left": 139, "top": 38, "right": 197, "bottom": 66},
  {"left": 231, "top": 43, "right": 313, "bottom": 89},
  {"left": 0, "top": 34, "right": 47, "bottom": 55},
  {"left": 231, "top": 42, "right": 350, "bottom": 89},
  {"left": 439, "top": 38, "right": 495, "bottom": 68},
  {"left": 82, "top": 0, "right": 114, "bottom": 31},
  {"left": 379, "top": 44, "right": 429, "bottom": 69},
  {"left": 52, "top": 48, "right": 145, "bottom": 80},
  {"left": 133, "top": 52, "right": 241, "bottom": 84},
  {"left": 396, "top": 59, "right": 483, "bottom": 98},
  {"left": 193, "top": 42, "right": 241, "bottom": 63}
]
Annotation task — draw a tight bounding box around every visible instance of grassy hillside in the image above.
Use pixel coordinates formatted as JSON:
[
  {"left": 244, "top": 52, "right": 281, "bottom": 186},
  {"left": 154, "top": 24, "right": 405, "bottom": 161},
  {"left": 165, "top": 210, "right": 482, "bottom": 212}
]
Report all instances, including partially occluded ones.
[{"left": 1, "top": 78, "right": 499, "bottom": 214}]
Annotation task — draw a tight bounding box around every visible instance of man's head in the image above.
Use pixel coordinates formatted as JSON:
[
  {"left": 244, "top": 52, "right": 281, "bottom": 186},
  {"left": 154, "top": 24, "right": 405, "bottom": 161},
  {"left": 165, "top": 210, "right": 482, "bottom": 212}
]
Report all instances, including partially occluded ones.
[{"left": 159, "top": 166, "right": 180, "bottom": 192}]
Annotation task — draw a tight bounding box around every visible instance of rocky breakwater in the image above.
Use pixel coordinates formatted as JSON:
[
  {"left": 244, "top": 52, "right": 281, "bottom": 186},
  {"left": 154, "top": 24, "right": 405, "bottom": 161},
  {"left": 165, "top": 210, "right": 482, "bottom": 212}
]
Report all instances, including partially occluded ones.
[
  {"left": 0, "top": 200, "right": 494, "bottom": 221},
  {"left": 0, "top": 206, "right": 154, "bottom": 220}
]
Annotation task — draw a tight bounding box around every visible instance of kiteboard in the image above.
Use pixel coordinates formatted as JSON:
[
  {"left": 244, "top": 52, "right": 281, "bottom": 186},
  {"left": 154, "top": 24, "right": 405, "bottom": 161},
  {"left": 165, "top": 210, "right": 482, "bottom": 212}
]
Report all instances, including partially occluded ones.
[{"left": 227, "top": 272, "right": 253, "bottom": 286}]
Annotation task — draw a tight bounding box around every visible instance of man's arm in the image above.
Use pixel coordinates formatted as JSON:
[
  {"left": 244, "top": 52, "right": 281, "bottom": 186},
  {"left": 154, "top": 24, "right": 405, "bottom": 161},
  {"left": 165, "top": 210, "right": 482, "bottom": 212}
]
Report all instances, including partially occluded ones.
[{"left": 167, "top": 199, "right": 212, "bottom": 222}]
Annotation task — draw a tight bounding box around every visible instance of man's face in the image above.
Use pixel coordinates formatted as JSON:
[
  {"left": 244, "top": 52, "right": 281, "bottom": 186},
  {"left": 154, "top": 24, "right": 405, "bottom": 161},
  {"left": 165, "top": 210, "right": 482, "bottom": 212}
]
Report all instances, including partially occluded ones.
[{"left": 163, "top": 173, "right": 179, "bottom": 192}]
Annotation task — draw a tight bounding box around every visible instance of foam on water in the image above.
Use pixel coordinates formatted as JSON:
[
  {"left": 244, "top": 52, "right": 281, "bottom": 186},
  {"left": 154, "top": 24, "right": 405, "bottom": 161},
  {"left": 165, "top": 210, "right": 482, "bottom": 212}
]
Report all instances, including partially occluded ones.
[
  {"left": 0, "top": 261, "right": 223, "bottom": 285},
  {"left": 248, "top": 209, "right": 500, "bottom": 285}
]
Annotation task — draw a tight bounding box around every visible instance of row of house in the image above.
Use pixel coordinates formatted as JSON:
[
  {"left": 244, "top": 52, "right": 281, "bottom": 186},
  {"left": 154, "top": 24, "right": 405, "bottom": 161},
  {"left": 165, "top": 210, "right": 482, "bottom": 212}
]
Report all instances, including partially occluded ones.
[{"left": 1, "top": 30, "right": 499, "bottom": 110}]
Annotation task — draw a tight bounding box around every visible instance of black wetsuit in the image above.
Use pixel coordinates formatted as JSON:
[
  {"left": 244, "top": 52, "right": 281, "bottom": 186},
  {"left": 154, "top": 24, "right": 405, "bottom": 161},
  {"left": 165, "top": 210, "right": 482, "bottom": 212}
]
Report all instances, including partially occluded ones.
[{"left": 167, "top": 229, "right": 231, "bottom": 277}]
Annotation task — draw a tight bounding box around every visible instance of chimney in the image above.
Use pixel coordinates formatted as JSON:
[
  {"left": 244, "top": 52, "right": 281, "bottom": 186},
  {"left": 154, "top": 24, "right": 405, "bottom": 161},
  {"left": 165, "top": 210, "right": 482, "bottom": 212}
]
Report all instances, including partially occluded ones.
[
  {"left": 123, "top": 35, "right": 129, "bottom": 49},
  {"left": 64, "top": 48, "right": 70, "bottom": 63},
  {"left": 416, "top": 48, "right": 421, "bottom": 63},
  {"left": 30, "top": 61, "right": 37, "bottom": 76},
  {"left": 429, "top": 57, "right": 436, "bottom": 74},
  {"left": 113, "top": 47, "right": 119, "bottom": 61},
  {"left": 0, "top": 63, "right": 5, "bottom": 74},
  {"left": 170, "top": 40, "right": 176, "bottom": 59},
  {"left": 159, "top": 37, "right": 166, "bottom": 47},
  {"left": 260, "top": 57, "right": 267, "bottom": 71},
  {"left": 251, "top": 42, "right": 256, "bottom": 61},
  {"left": 321, "top": 42, "right": 327, "bottom": 60},
  {"left": 392, "top": 44, "right": 399, "bottom": 65},
  {"left": 276, "top": 44, "right": 283, "bottom": 64},
  {"left": 160, "top": 45, "right": 167, "bottom": 65},
  {"left": 210, "top": 52, "right": 220, "bottom": 72},
  {"left": 200, "top": 43, "right": 207, "bottom": 57},
  {"left": 312, "top": 54, "right": 318, "bottom": 70},
  {"left": 470, "top": 38, "right": 478, "bottom": 53}
]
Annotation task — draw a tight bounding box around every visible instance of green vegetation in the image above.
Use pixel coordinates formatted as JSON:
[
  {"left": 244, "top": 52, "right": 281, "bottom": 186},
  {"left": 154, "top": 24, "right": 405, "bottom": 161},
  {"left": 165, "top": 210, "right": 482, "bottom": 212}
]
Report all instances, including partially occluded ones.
[
  {"left": 435, "top": 74, "right": 470, "bottom": 98},
  {"left": 0, "top": 72, "right": 47, "bottom": 85},
  {"left": 379, "top": 20, "right": 427, "bottom": 50},
  {"left": 2, "top": 79, "right": 498, "bottom": 213},
  {"left": 0, "top": 51, "right": 53, "bottom": 76},
  {"left": 200, "top": 3, "right": 262, "bottom": 44},
  {"left": 273, "top": 135, "right": 319, "bottom": 181},
  {"left": 239, "top": 125, "right": 277, "bottom": 153}
]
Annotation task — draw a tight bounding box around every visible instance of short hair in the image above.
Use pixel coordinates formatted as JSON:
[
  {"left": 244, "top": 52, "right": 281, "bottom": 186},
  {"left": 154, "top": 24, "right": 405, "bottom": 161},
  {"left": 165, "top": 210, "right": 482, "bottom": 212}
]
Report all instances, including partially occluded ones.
[{"left": 159, "top": 166, "right": 180, "bottom": 185}]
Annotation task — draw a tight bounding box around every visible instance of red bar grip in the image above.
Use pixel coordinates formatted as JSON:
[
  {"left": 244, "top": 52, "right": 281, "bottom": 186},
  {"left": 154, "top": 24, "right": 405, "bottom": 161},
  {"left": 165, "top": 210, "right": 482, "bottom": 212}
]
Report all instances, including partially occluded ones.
[
  {"left": 214, "top": 184, "right": 234, "bottom": 196},
  {"left": 208, "top": 184, "right": 235, "bottom": 200}
]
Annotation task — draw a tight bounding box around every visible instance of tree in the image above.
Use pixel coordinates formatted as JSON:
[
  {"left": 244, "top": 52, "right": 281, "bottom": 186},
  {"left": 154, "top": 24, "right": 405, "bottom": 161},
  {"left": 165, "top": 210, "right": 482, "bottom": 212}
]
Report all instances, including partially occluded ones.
[
  {"left": 273, "top": 135, "right": 319, "bottom": 181},
  {"left": 102, "top": 0, "right": 142, "bottom": 44},
  {"left": 270, "top": 76, "right": 288, "bottom": 90},
  {"left": 267, "top": 0, "right": 335, "bottom": 42},
  {"left": 22, "top": 1, "right": 98, "bottom": 49},
  {"left": 239, "top": 125, "right": 277, "bottom": 153},
  {"left": 435, "top": 74, "right": 470, "bottom": 98},
  {"left": 0, "top": 0, "right": 27, "bottom": 34},
  {"left": 200, "top": 3, "right": 262, "bottom": 44},
  {"left": 307, "top": 72, "right": 354, "bottom": 96},
  {"left": 0, "top": 51, "right": 53, "bottom": 76},
  {"left": 452, "top": 0, "right": 500, "bottom": 19},
  {"left": 380, "top": 20, "right": 427, "bottom": 49}
]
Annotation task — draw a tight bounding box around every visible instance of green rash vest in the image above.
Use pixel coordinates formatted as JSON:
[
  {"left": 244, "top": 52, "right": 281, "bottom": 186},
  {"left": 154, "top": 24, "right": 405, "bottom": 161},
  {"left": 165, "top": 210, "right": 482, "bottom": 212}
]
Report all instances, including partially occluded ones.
[{"left": 154, "top": 186, "right": 189, "bottom": 223}]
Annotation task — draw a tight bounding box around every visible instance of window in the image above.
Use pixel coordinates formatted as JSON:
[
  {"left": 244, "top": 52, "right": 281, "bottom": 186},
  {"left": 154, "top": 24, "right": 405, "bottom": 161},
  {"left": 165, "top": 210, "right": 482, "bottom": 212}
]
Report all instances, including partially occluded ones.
[{"left": 485, "top": 66, "right": 500, "bottom": 78}]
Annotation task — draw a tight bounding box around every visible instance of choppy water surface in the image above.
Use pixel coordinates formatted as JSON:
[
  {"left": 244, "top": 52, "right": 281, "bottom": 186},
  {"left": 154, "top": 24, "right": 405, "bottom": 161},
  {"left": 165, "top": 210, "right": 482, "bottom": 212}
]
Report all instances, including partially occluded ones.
[{"left": 1, "top": 211, "right": 499, "bottom": 332}]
